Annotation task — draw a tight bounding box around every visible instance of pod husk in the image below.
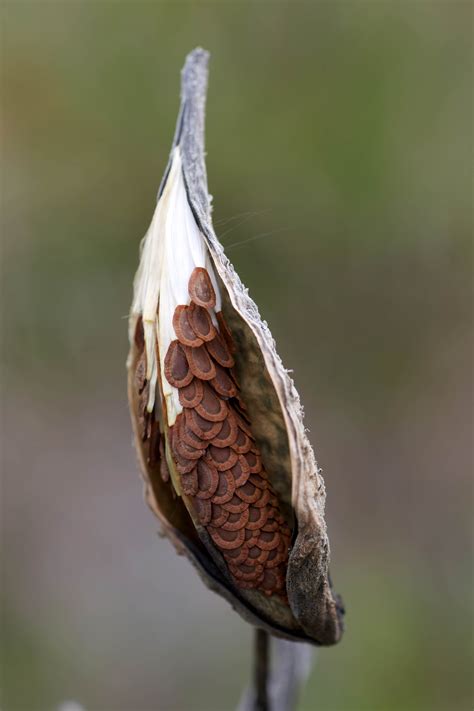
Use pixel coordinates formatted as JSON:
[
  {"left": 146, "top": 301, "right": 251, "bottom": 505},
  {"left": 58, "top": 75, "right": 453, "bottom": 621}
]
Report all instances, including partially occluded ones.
[{"left": 128, "top": 48, "right": 344, "bottom": 645}]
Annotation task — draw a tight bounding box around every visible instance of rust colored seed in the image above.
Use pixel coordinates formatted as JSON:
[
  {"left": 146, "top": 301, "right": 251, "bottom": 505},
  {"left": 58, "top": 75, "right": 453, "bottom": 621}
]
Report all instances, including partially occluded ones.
[
  {"left": 177, "top": 418, "right": 207, "bottom": 450},
  {"left": 256, "top": 530, "right": 281, "bottom": 551},
  {"left": 252, "top": 487, "right": 271, "bottom": 509},
  {"left": 185, "top": 408, "right": 223, "bottom": 440},
  {"left": 229, "top": 563, "right": 264, "bottom": 583},
  {"left": 208, "top": 526, "right": 245, "bottom": 550},
  {"left": 195, "top": 384, "right": 228, "bottom": 422},
  {"left": 174, "top": 450, "right": 198, "bottom": 475},
  {"left": 221, "top": 508, "right": 249, "bottom": 531},
  {"left": 243, "top": 451, "right": 262, "bottom": 474},
  {"left": 195, "top": 459, "right": 220, "bottom": 499},
  {"left": 236, "top": 481, "right": 261, "bottom": 504},
  {"left": 210, "top": 503, "right": 230, "bottom": 527},
  {"left": 233, "top": 411, "right": 254, "bottom": 438},
  {"left": 246, "top": 506, "right": 270, "bottom": 531},
  {"left": 178, "top": 378, "right": 204, "bottom": 408},
  {"left": 188, "top": 302, "right": 216, "bottom": 342},
  {"left": 210, "top": 364, "right": 238, "bottom": 399},
  {"left": 225, "top": 545, "right": 250, "bottom": 566},
  {"left": 211, "top": 470, "right": 236, "bottom": 504},
  {"left": 248, "top": 472, "right": 268, "bottom": 489},
  {"left": 229, "top": 457, "right": 250, "bottom": 487},
  {"left": 173, "top": 305, "right": 203, "bottom": 347},
  {"left": 261, "top": 569, "right": 280, "bottom": 594},
  {"left": 266, "top": 540, "right": 289, "bottom": 569},
  {"left": 246, "top": 546, "right": 270, "bottom": 565},
  {"left": 193, "top": 498, "right": 212, "bottom": 525},
  {"left": 188, "top": 267, "right": 217, "bottom": 309},
  {"left": 164, "top": 340, "right": 193, "bottom": 388},
  {"left": 174, "top": 436, "right": 203, "bottom": 461},
  {"left": 262, "top": 518, "right": 279, "bottom": 533},
  {"left": 206, "top": 445, "right": 239, "bottom": 472},
  {"left": 185, "top": 344, "right": 216, "bottom": 381},
  {"left": 221, "top": 494, "right": 248, "bottom": 514},
  {"left": 232, "top": 428, "right": 252, "bottom": 454},
  {"left": 181, "top": 468, "right": 198, "bottom": 496},
  {"left": 210, "top": 414, "right": 238, "bottom": 448},
  {"left": 206, "top": 332, "right": 235, "bottom": 368}
]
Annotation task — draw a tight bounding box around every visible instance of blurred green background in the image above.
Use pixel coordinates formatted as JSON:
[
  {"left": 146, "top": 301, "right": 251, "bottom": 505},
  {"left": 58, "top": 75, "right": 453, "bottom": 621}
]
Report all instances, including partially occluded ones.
[{"left": 2, "top": 1, "right": 472, "bottom": 710}]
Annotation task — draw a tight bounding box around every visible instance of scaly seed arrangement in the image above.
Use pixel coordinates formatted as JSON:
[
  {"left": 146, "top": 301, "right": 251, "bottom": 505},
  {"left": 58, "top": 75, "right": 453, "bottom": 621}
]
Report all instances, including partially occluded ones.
[{"left": 162, "top": 268, "right": 291, "bottom": 597}]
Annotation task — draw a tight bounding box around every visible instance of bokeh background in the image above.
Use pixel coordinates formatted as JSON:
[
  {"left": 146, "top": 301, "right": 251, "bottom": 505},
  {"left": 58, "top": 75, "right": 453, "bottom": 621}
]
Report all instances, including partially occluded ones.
[{"left": 2, "top": 2, "right": 472, "bottom": 710}]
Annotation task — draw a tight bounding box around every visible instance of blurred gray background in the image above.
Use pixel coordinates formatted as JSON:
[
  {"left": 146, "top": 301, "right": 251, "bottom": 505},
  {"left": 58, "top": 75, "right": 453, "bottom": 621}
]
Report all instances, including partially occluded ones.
[{"left": 2, "top": 2, "right": 472, "bottom": 710}]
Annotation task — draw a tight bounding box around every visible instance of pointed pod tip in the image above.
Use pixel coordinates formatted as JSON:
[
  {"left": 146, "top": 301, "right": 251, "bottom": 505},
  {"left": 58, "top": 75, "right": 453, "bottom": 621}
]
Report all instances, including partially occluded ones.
[{"left": 183, "top": 47, "right": 210, "bottom": 72}]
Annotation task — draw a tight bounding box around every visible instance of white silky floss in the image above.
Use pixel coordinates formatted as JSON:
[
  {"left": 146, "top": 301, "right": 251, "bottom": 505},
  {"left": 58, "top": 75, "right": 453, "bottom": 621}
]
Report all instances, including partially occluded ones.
[{"left": 132, "top": 146, "right": 221, "bottom": 424}]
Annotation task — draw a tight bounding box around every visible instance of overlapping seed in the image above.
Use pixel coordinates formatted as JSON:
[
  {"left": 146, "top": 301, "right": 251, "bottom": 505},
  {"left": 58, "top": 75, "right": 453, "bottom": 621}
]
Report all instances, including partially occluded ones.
[{"left": 164, "top": 267, "right": 291, "bottom": 598}]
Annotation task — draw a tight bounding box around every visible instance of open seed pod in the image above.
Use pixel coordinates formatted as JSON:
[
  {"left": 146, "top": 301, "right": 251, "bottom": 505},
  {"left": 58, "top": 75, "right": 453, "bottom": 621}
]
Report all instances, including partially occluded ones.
[{"left": 127, "top": 48, "right": 344, "bottom": 645}]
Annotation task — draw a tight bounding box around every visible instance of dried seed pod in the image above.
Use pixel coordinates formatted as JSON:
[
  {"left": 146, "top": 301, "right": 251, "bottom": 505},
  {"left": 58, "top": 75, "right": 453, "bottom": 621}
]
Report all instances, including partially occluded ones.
[{"left": 127, "top": 48, "right": 344, "bottom": 645}]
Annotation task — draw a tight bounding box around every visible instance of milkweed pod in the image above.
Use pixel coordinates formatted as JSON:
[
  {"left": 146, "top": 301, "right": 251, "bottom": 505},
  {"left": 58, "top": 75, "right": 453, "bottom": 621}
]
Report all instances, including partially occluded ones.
[{"left": 127, "top": 48, "right": 344, "bottom": 645}]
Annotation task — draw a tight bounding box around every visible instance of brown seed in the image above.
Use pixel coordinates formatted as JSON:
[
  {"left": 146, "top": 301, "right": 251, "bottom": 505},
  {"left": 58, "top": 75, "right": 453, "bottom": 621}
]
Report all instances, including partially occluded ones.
[
  {"left": 188, "top": 302, "right": 216, "bottom": 342},
  {"left": 211, "top": 470, "right": 236, "bottom": 504},
  {"left": 195, "top": 459, "right": 219, "bottom": 499},
  {"left": 249, "top": 472, "right": 268, "bottom": 489},
  {"left": 208, "top": 526, "right": 245, "bottom": 551},
  {"left": 245, "top": 546, "right": 270, "bottom": 566},
  {"left": 185, "top": 408, "right": 223, "bottom": 440},
  {"left": 193, "top": 498, "right": 212, "bottom": 525},
  {"left": 164, "top": 340, "right": 193, "bottom": 388},
  {"left": 232, "top": 410, "right": 254, "bottom": 438},
  {"left": 266, "top": 539, "right": 289, "bottom": 568},
  {"left": 177, "top": 417, "right": 207, "bottom": 450},
  {"left": 210, "top": 414, "right": 238, "bottom": 448},
  {"left": 188, "top": 267, "right": 216, "bottom": 309},
  {"left": 232, "top": 428, "right": 252, "bottom": 454},
  {"left": 243, "top": 450, "right": 262, "bottom": 474},
  {"left": 195, "top": 384, "right": 228, "bottom": 422},
  {"left": 178, "top": 379, "right": 204, "bottom": 408},
  {"left": 181, "top": 468, "right": 198, "bottom": 496},
  {"left": 221, "top": 509, "right": 249, "bottom": 531},
  {"left": 261, "top": 517, "right": 279, "bottom": 533},
  {"left": 210, "top": 364, "right": 237, "bottom": 398},
  {"left": 224, "top": 544, "right": 249, "bottom": 566},
  {"left": 235, "top": 481, "right": 261, "bottom": 504},
  {"left": 206, "top": 332, "right": 235, "bottom": 368},
  {"left": 252, "top": 487, "right": 271, "bottom": 509},
  {"left": 174, "top": 450, "right": 198, "bottom": 474},
  {"left": 246, "top": 506, "right": 270, "bottom": 531},
  {"left": 174, "top": 436, "right": 203, "bottom": 461},
  {"left": 229, "top": 562, "right": 264, "bottom": 582},
  {"left": 229, "top": 456, "right": 250, "bottom": 487},
  {"left": 221, "top": 494, "right": 248, "bottom": 514},
  {"left": 256, "top": 529, "right": 281, "bottom": 551},
  {"left": 185, "top": 344, "right": 216, "bottom": 381},
  {"left": 206, "top": 445, "right": 239, "bottom": 472},
  {"left": 211, "top": 503, "right": 230, "bottom": 527},
  {"left": 173, "top": 305, "right": 203, "bottom": 347}
]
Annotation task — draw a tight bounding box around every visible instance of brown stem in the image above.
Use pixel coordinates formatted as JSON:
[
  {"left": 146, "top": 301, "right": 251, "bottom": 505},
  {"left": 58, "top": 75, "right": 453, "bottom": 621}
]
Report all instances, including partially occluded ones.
[{"left": 254, "top": 629, "right": 270, "bottom": 711}]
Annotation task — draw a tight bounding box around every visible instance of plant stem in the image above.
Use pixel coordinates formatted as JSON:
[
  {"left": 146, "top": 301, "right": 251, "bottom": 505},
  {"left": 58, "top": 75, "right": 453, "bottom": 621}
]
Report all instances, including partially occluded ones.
[{"left": 254, "top": 629, "right": 270, "bottom": 711}]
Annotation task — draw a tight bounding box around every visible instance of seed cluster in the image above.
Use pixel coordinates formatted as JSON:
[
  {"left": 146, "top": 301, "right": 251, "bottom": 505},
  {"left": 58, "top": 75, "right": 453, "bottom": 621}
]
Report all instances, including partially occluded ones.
[{"left": 163, "top": 267, "right": 291, "bottom": 597}]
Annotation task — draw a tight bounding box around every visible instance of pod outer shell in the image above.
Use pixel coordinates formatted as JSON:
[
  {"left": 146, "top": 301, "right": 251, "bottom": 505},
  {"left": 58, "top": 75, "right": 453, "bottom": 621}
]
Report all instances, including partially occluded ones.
[{"left": 129, "top": 48, "right": 344, "bottom": 645}]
